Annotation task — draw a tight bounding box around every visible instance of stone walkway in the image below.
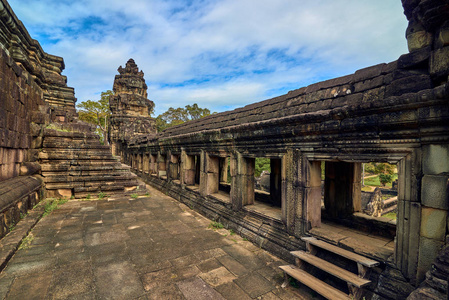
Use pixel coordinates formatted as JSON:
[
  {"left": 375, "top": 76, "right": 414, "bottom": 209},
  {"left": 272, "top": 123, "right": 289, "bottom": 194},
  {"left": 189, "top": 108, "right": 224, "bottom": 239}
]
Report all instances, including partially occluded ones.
[{"left": 0, "top": 186, "right": 308, "bottom": 299}]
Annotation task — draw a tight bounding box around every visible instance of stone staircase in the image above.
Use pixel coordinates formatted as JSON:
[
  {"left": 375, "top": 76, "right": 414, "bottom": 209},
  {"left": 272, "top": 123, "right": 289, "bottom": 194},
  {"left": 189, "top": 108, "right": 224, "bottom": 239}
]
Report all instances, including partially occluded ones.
[
  {"left": 280, "top": 237, "right": 379, "bottom": 300},
  {"left": 39, "top": 123, "right": 140, "bottom": 198}
]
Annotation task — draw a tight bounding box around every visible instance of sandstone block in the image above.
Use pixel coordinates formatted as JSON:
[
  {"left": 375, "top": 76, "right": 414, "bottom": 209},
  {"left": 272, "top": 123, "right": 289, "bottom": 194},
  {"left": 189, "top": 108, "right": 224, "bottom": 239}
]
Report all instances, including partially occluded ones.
[
  {"left": 420, "top": 207, "right": 447, "bottom": 241},
  {"left": 422, "top": 175, "right": 449, "bottom": 210},
  {"left": 436, "top": 24, "right": 449, "bottom": 47},
  {"left": 423, "top": 144, "right": 449, "bottom": 175},
  {"left": 407, "top": 31, "right": 433, "bottom": 52},
  {"left": 417, "top": 237, "right": 444, "bottom": 283},
  {"left": 430, "top": 46, "right": 449, "bottom": 79}
]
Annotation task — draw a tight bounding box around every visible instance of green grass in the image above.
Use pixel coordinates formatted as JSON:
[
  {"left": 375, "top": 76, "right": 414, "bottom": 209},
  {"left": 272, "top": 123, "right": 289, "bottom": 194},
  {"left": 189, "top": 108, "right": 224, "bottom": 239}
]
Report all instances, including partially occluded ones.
[
  {"left": 19, "top": 232, "right": 34, "bottom": 250},
  {"left": 363, "top": 174, "right": 398, "bottom": 188},
  {"left": 42, "top": 198, "right": 68, "bottom": 217},
  {"left": 208, "top": 221, "right": 224, "bottom": 230},
  {"left": 383, "top": 212, "right": 397, "bottom": 220},
  {"left": 98, "top": 192, "right": 107, "bottom": 200},
  {"left": 131, "top": 193, "right": 139, "bottom": 199}
]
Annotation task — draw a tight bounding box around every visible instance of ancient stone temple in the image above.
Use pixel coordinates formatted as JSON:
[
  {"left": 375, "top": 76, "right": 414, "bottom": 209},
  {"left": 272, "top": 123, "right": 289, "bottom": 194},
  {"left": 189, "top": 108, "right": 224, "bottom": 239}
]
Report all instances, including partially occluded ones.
[
  {"left": 0, "top": 0, "right": 449, "bottom": 298},
  {"left": 109, "top": 59, "right": 157, "bottom": 158}
]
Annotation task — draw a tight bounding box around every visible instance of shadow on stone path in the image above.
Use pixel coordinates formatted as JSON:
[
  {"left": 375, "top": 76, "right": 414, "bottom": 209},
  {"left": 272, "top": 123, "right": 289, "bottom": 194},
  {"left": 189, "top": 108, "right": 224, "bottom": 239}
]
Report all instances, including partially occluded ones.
[{"left": 0, "top": 186, "right": 310, "bottom": 299}]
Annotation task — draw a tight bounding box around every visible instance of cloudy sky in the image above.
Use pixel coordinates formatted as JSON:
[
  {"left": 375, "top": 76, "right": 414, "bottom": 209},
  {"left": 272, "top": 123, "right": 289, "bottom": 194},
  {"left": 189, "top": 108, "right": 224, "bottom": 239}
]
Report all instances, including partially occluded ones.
[{"left": 9, "top": 0, "right": 408, "bottom": 115}]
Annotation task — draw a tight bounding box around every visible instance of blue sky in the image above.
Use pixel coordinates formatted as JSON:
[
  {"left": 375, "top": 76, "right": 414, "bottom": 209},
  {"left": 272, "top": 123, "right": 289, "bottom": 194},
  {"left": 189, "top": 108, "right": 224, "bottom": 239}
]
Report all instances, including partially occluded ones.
[{"left": 8, "top": 0, "right": 408, "bottom": 116}]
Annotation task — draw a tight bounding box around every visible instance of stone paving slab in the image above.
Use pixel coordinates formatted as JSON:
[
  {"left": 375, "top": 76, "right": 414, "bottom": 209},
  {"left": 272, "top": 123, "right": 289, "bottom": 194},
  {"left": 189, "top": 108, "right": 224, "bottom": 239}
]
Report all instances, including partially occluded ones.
[{"left": 0, "top": 186, "right": 310, "bottom": 300}]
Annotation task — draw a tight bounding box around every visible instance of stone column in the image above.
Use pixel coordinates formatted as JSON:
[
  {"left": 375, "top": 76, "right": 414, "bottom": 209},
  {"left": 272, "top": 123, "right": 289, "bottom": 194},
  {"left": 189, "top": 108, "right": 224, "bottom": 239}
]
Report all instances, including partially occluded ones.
[
  {"left": 150, "top": 154, "right": 157, "bottom": 175},
  {"left": 270, "top": 158, "right": 282, "bottom": 207},
  {"left": 219, "top": 157, "right": 229, "bottom": 183},
  {"left": 182, "top": 151, "right": 196, "bottom": 186},
  {"left": 415, "top": 145, "right": 449, "bottom": 283},
  {"left": 157, "top": 152, "right": 166, "bottom": 178},
  {"left": 281, "top": 150, "right": 299, "bottom": 234},
  {"left": 199, "top": 151, "right": 219, "bottom": 196},
  {"left": 231, "top": 152, "right": 254, "bottom": 210},
  {"left": 396, "top": 150, "right": 422, "bottom": 285},
  {"left": 352, "top": 163, "right": 362, "bottom": 212},
  {"left": 303, "top": 159, "right": 322, "bottom": 231},
  {"left": 169, "top": 154, "right": 179, "bottom": 180}
]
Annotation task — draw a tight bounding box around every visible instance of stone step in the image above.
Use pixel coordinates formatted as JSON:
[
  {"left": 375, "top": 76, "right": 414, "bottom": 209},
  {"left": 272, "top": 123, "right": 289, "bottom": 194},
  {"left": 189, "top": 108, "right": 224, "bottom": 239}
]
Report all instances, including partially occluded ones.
[
  {"left": 301, "top": 237, "right": 379, "bottom": 267},
  {"left": 381, "top": 205, "right": 397, "bottom": 215},
  {"left": 40, "top": 163, "right": 130, "bottom": 172},
  {"left": 39, "top": 154, "right": 120, "bottom": 161},
  {"left": 42, "top": 174, "right": 137, "bottom": 183},
  {"left": 42, "top": 142, "right": 110, "bottom": 150},
  {"left": 383, "top": 196, "right": 397, "bottom": 209},
  {"left": 45, "top": 179, "right": 139, "bottom": 190},
  {"left": 290, "top": 251, "right": 371, "bottom": 288},
  {"left": 279, "top": 265, "right": 349, "bottom": 300},
  {"left": 42, "top": 169, "right": 130, "bottom": 177},
  {"left": 43, "top": 128, "right": 99, "bottom": 139}
]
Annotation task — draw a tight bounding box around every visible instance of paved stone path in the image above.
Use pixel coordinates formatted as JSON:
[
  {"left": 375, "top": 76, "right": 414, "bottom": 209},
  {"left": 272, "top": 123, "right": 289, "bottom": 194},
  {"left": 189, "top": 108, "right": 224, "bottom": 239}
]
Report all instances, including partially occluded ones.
[{"left": 0, "top": 186, "right": 308, "bottom": 299}]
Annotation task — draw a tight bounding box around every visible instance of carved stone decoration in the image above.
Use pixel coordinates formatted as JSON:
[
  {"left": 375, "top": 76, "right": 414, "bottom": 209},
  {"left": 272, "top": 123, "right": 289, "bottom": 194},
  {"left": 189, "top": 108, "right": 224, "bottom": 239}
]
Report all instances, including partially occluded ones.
[{"left": 108, "top": 59, "right": 156, "bottom": 157}]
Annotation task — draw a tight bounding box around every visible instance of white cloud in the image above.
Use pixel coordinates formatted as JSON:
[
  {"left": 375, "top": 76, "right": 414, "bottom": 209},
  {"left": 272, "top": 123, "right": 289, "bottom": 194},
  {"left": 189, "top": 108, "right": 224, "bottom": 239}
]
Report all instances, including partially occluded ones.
[{"left": 8, "top": 0, "right": 408, "bottom": 115}]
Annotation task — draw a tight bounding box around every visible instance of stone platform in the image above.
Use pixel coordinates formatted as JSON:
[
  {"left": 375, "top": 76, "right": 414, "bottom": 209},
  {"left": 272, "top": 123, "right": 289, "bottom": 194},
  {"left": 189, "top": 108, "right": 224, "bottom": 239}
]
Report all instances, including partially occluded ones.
[{"left": 0, "top": 186, "right": 309, "bottom": 299}]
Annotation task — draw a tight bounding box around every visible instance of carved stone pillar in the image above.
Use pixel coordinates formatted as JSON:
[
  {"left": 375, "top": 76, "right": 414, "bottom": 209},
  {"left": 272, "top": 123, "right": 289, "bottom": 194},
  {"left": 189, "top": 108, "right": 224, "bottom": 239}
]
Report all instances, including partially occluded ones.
[
  {"left": 199, "top": 151, "right": 219, "bottom": 196},
  {"left": 231, "top": 152, "right": 254, "bottom": 210}
]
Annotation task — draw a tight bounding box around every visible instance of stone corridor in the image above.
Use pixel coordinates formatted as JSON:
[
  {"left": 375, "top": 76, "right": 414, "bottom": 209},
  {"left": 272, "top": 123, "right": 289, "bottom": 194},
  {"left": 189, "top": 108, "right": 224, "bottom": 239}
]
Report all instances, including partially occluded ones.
[{"left": 0, "top": 186, "right": 307, "bottom": 300}]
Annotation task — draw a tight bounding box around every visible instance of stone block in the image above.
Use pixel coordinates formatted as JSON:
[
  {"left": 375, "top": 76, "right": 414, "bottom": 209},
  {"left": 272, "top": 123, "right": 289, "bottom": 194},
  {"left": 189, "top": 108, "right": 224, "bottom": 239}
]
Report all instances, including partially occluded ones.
[
  {"left": 417, "top": 237, "right": 444, "bottom": 284},
  {"left": 420, "top": 207, "right": 447, "bottom": 241},
  {"left": 206, "top": 155, "right": 219, "bottom": 173},
  {"left": 436, "top": 22, "right": 449, "bottom": 47},
  {"left": 422, "top": 175, "right": 449, "bottom": 209},
  {"left": 206, "top": 173, "right": 219, "bottom": 195},
  {"left": 430, "top": 47, "right": 449, "bottom": 79},
  {"left": 397, "top": 46, "right": 431, "bottom": 69},
  {"left": 423, "top": 144, "right": 449, "bottom": 175},
  {"left": 407, "top": 31, "right": 433, "bottom": 52}
]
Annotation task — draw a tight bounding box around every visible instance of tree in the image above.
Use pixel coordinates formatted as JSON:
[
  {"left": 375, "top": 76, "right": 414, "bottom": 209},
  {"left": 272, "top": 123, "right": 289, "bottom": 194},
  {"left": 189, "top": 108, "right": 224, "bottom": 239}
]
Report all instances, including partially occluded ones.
[
  {"left": 77, "top": 90, "right": 113, "bottom": 144},
  {"left": 366, "top": 162, "right": 396, "bottom": 186},
  {"left": 156, "top": 103, "right": 213, "bottom": 131}
]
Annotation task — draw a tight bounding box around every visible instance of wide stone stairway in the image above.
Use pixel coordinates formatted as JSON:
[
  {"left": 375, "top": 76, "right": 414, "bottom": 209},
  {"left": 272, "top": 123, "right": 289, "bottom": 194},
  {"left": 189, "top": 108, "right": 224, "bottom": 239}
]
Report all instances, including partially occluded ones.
[{"left": 39, "top": 123, "right": 141, "bottom": 199}]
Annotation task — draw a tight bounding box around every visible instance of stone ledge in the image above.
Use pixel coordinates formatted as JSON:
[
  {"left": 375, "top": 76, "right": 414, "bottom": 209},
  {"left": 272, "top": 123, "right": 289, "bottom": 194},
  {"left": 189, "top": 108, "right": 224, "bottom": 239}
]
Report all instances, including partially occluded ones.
[
  {"left": 0, "top": 202, "right": 45, "bottom": 272},
  {"left": 0, "top": 176, "right": 43, "bottom": 212}
]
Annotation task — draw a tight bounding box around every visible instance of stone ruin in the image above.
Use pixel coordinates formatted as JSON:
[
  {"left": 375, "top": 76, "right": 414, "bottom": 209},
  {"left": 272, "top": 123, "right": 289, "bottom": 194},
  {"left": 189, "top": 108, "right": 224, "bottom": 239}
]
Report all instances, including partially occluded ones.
[
  {"left": 0, "top": 0, "right": 449, "bottom": 299},
  {"left": 109, "top": 59, "right": 157, "bottom": 158}
]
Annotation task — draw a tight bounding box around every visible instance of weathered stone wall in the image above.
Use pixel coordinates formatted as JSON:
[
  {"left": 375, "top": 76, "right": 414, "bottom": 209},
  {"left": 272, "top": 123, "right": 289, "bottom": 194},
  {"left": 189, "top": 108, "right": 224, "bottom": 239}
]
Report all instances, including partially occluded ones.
[
  {"left": 0, "top": 46, "right": 45, "bottom": 181},
  {"left": 0, "top": 0, "right": 77, "bottom": 121}
]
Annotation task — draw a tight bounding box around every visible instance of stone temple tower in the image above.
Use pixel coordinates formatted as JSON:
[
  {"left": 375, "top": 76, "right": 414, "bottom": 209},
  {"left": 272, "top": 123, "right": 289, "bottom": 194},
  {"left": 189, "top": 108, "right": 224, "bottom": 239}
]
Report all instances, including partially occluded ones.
[{"left": 108, "top": 59, "right": 157, "bottom": 157}]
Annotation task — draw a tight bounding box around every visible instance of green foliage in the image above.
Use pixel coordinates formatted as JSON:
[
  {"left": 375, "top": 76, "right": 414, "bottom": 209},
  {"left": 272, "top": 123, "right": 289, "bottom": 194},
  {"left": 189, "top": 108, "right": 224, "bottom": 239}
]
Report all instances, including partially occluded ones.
[
  {"left": 379, "top": 174, "right": 394, "bottom": 186},
  {"left": 364, "top": 174, "right": 398, "bottom": 188},
  {"left": 229, "top": 229, "right": 236, "bottom": 235},
  {"left": 365, "top": 162, "right": 395, "bottom": 176},
  {"left": 86, "top": 194, "right": 91, "bottom": 200},
  {"left": 208, "top": 221, "right": 224, "bottom": 230},
  {"left": 98, "top": 192, "right": 107, "bottom": 200},
  {"left": 19, "top": 232, "right": 34, "bottom": 250},
  {"left": 383, "top": 212, "right": 397, "bottom": 220},
  {"left": 46, "top": 123, "right": 71, "bottom": 132},
  {"left": 77, "top": 90, "right": 113, "bottom": 144},
  {"left": 156, "top": 103, "right": 214, "bottom": 131},
  {"left": 255, "top": 158, "right": 270, "bottom": 177},
  {"left": 131, "top": 193, "right": 139, "bottom": 199},
  {"left": 42, "top": 198, "right": 68, "bottom": 217}
]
